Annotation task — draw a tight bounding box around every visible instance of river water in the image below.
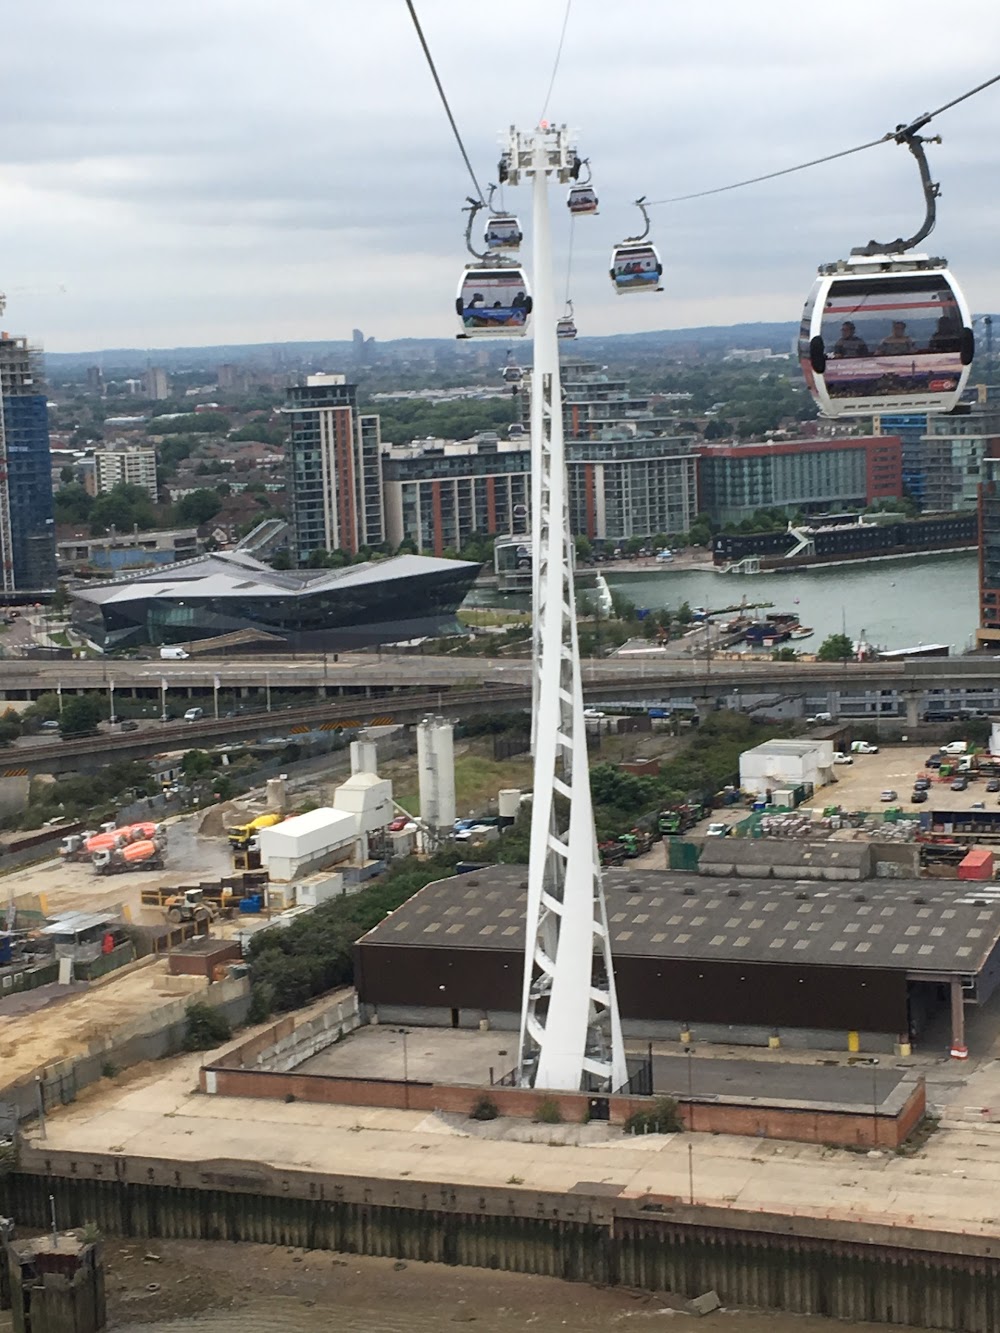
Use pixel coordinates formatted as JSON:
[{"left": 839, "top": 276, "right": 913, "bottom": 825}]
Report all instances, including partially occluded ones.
[{"left": 471, "top": 551, "right": 979, "bottom": 654}]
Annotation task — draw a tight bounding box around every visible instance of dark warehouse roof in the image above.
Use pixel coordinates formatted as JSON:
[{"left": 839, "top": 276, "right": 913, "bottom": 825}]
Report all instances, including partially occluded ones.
[{"left": 359, "top": 866, "right": 1000, "bottom": 977}]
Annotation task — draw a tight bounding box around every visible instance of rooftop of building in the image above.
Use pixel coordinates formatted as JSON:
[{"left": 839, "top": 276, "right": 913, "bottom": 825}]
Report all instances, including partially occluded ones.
[
  {"left": 71, "top": 549, "right": 480, "bottom": 607},
  {"left": 742, "top": 739, "right": 830, "bottom": 758},
  {"left": 358, "top": 865, "right": 1000, "bottom": 977}
]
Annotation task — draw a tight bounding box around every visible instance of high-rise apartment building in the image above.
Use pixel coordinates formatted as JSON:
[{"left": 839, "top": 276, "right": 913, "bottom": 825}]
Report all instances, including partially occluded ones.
[
  {"left": 976, "top": 447, "right": 1000, "bottom": 648},
  {"left": 917, "top": 407, "right": 1000, "bottom": 514},
  {"left": 382, "top": 433, "right": 698, "bottom": 554},
  {"left": 522, "top": 361, "right": 659, "bottom": 440},
  {"left": 284, "top": 374, "right": 384, "bottom": 563},
  {"left": 873, "top": 412, "right": 928, "bottom": 506},
  {"left": 0, "top": 331, "right": 56, "bottom": 590},
  {"left": 93, "top": 445, "right": 159, "bottom": 500}
]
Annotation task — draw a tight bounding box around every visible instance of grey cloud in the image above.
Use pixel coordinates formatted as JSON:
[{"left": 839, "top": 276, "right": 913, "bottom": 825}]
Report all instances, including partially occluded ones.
[{"left": 2, "top": 0, "right": 998, "bottom": 349}]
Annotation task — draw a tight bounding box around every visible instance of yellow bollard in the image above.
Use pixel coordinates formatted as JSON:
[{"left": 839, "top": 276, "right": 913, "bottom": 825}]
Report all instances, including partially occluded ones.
[{"left": 847, "top": 1030, "right": 860, "bottom": 1053}]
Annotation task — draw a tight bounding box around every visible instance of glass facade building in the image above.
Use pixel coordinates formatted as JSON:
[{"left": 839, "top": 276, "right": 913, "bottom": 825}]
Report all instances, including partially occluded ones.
[
  {"left": 0, "top": 333, "right": 56, "bottom": 590},
  {"left": 697, "top": 436, "right": 902, "bottom": 526},
  {"left": 70, "top": 551, "right": 479, "bottom": 653}
]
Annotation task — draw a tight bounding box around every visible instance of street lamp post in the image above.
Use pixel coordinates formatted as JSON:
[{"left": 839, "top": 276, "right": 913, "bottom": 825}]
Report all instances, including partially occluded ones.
[
  {"left": 399, "top": 1028, "right": 409, "bottom": 1108},
  {"left": 871, "top": 1057, "right": 880, "bottom": 1147},
  {"left": 265, "top": 672, "right": 271, "bottom": 713}
]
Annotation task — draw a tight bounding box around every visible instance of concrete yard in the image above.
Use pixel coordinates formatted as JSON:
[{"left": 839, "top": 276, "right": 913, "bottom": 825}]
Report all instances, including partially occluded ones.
[
  {"left": 815, "top": 743, "right": 992, "bottom": 815},
  {"left": 297, "top": 1024, "right": 905, "bottom": 1112},
  {"left": 21, "top": 1025, "right": 1000, "bottom": 1238}
]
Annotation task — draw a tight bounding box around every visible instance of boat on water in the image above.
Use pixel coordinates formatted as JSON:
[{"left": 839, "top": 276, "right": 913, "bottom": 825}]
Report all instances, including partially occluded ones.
[{"left": 790, "top": 626, "right": 814, "bottom": 640}]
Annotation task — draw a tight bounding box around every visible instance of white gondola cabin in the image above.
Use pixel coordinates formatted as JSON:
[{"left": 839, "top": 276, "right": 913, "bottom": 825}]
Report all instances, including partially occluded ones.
[
  {"left": 799, "top": 256, "right": 974, "bottom": 417},
  {"left": 556, "top": 302, "right": 577, "bottom": 339},
  {"left": 455, "top": 266, "right": 532, "bottom": 339},
  {"left": 567, "top": 184, "right": 598, "bottom": 215},
  {"left": 610, "top": 242, "right": 662, "bottom": 295},
  {"left": 484, "top": 214, "right": 523, "bottom": 253}
]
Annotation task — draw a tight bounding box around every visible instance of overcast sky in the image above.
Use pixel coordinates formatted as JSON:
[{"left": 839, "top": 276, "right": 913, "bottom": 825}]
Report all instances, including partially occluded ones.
[{"left": 3, "top": 0, "right": 999, "bottom": 353}]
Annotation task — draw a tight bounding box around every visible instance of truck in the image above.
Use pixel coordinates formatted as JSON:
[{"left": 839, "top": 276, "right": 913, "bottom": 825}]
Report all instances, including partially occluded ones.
[
  {"left": 93, "top": 838, "right": 164, "bottom": 875},
  {"left": 617, "top": 827, "right": 656, "bottom": 858},
  {"left": 140, "top": 886, "right": 218, "bottom": 924},
  {"left": 159, "top": 646, "right": 189, "bottom": 660},
  {"left": 598, "top": 840, "right": 628, "bottom": 867},
  {"left": 228, "top": 812, "right": 283, "bottom": 849},
  {"left": 657, "top": 802, "right": 704, "bottom": 836}
]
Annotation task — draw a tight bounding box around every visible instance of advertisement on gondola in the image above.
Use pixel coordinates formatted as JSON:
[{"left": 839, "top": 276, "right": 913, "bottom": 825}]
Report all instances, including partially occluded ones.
[
  {"left": 459, "top": 269, "right": 530, "bottom": 333},
  {"left": 611, "top": 246, "right": 660, "bottom": 291}
]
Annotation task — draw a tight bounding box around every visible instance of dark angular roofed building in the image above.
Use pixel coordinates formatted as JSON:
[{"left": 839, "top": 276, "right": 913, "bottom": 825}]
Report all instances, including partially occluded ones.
[
  {"left": 70, "top": 549, "right": 479, "bottom": 652},
  {"left": 356, "top": 866, "right": 1000, "bottom": 1054}
]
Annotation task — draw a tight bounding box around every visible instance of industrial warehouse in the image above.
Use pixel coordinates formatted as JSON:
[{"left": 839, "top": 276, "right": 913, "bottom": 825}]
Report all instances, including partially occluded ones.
[
  {"left": 69, "top": 548, "right": 480, "bottom": 652},
  {"left": 355, "top": 865, "right": 1000, "bottom": 1055}
]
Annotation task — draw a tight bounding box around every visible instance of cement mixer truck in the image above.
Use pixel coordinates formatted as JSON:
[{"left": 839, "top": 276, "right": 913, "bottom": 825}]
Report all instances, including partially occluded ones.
[{"left": 92, "top": 838, "right": 165, "bottom": 875}]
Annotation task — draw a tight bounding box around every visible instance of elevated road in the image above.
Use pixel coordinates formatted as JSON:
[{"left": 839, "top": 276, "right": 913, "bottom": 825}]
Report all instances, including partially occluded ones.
[
  {"left": 1, "top": 650, "right": 994, "bottom": 699},
  {"left": 2, "top": 652, "right": 997, "bottom": 774}
]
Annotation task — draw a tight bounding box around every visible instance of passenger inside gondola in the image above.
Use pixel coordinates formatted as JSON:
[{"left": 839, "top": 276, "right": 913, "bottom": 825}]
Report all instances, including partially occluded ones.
[
  {"left": 833, "top": 321, "right": 869, "bottom": 357},
  {"left": 877, "top": 321, "right": 917, "bottom": 355}
]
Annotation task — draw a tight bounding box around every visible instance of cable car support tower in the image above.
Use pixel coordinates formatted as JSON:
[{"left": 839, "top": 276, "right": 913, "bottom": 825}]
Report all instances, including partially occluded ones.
[{"left": 503, "top": 125, "right": 626, "bottom": 1093}]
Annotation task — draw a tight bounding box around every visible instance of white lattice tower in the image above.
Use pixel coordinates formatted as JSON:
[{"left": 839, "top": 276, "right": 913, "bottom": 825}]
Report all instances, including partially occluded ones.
[
  {"left": 505, "top": 126, "right": 625, "bottom": 1092},
  {"left": 0, "top": 294, "right": 16, "bottom": 593}
]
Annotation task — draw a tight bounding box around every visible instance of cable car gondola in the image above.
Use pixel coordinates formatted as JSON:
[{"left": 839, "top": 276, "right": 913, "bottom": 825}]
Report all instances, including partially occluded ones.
[
  {"left": 567, "top": 157, "right": 598, "bottom": 215},
  {"left": 610, "top": 198, "right": 662, "bottom": 295},
  {"left": 484, "top": 214, "right": 523, "bottom": 253},
  {"left": 502, "top": 351, "right": 523, "bottom": 387},
  {"left": 456, "top": 197, "right": 531, "bottom": 339},
  {"left": 556, "top": 301, "right": 577, "bottom": 340},
  {"left": 567, "top": 184, "right": 598, "bottom": 215},
  {"left": 799, "top": 125, "right": 974, "bottom": 417},
  {"left": 456, "top": 266, "right": 532, "bottom": 338}
]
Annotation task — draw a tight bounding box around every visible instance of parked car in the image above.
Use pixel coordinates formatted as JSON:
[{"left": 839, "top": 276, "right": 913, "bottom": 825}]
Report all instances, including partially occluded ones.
[
  {"left": 851, "top": 742, "right": 879, "bottom": 755},
  {"left": 910, "top": 789, "right": 928, "bottom": 803},
  {"left": 951, "top": 777, "right": 969, "bottom": 792},
  {"left": 120, "top": 720, "right": 139, "bottom": 732},
  {"left": 705, "top": 822, "right": 729, "bottom": 837},
  {"left": 941, "top": 742, "right": 969, "bottom": 756},
  {"left": 879, "top": 790, "right": 898, "bottom": 802},
  {"left": 987, "top": 779, "right": 1000, "bottom": 794},
  {"left": 389, "top": 816, "right": 410, "bottom": 832},
  {"left": 39, "top": 719, "right": 60, "bottom": 730},
  {"left": 913, "top": 777, "right": 931, "bottom": 791},
  {"left": 926, "top": 754, "right": 943, "bottom": 768},
  {"left": 833, "top": 752, "right": 853, "bottom": 765}
]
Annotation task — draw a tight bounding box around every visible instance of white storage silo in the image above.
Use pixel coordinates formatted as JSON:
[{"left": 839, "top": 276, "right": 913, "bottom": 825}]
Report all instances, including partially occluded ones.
[{"left": 416, "top": 716, "right": 456, "bottom": 833}]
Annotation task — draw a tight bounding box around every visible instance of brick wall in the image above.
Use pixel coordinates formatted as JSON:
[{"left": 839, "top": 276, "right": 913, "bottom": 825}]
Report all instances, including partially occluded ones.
[{"left": 199, "top": 1061, "right": 926, "bottom": 1150}]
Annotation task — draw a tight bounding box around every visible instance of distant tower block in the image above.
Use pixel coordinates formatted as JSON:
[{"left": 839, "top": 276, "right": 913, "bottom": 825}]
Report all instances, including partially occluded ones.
[{"left": 416, "top": 716, "right": 456, "bottom": 833}]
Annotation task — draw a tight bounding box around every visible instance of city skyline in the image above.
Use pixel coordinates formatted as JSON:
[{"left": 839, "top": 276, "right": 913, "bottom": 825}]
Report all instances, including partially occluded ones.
[{"left": 3, "top": 1, "right": 999, "bottom": 351}]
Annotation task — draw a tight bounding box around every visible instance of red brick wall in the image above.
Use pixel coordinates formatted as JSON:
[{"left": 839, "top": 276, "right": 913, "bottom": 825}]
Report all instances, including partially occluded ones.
[{"left": 201, "top": 1064, "right": 925, "bottom": 1150}]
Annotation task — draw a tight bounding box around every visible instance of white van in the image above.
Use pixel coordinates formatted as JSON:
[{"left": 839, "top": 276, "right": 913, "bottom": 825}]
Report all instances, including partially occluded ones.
[
  {"left": 183, "top": 707, "right": 204, "bottom": 722},
  {"left": 160, "top": 646, "right": 189, "bottom": 660}
]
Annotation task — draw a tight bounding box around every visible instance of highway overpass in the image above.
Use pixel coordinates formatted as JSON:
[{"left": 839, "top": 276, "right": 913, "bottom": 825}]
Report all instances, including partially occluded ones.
[{"left": 2, "top": 651, "right": 998, "bottom": 774}]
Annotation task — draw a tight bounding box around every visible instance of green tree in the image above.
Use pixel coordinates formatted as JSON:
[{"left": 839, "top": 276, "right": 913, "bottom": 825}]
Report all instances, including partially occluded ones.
[
  {"left": 771, "top": 646, "right": 798, "bottom": 662},
  {"left": 24, "top": 692, "right": 62, "bottom": 723},
  {"left": 0, "top": 709, "right": 22, "bottom": 747},
  {"left": 53, "top": 483, "right": 94, "bottom": 526},
  {"left": 59, "top": 465, "right": 76, "bottom": 485},
  {"left": 89, "top": 483, "right": 157, "bottom": 535},
  {"left": 181, "top": 749, "right": 213, "bottom": 778},
  {"left": 60, "top": 695, "right": 103, "bottom": 737},
  {"left": 270, "top": 548, "right": 292, "bottom": 570},
  {"left": 816, "top": 632, "right": 855, "bottom": 663},
  {"left": 574, "top": 534, "right": 593, "bottom": 562},
  {"left": 175, "top": 489, "right": 223, "bottom": 525}
]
